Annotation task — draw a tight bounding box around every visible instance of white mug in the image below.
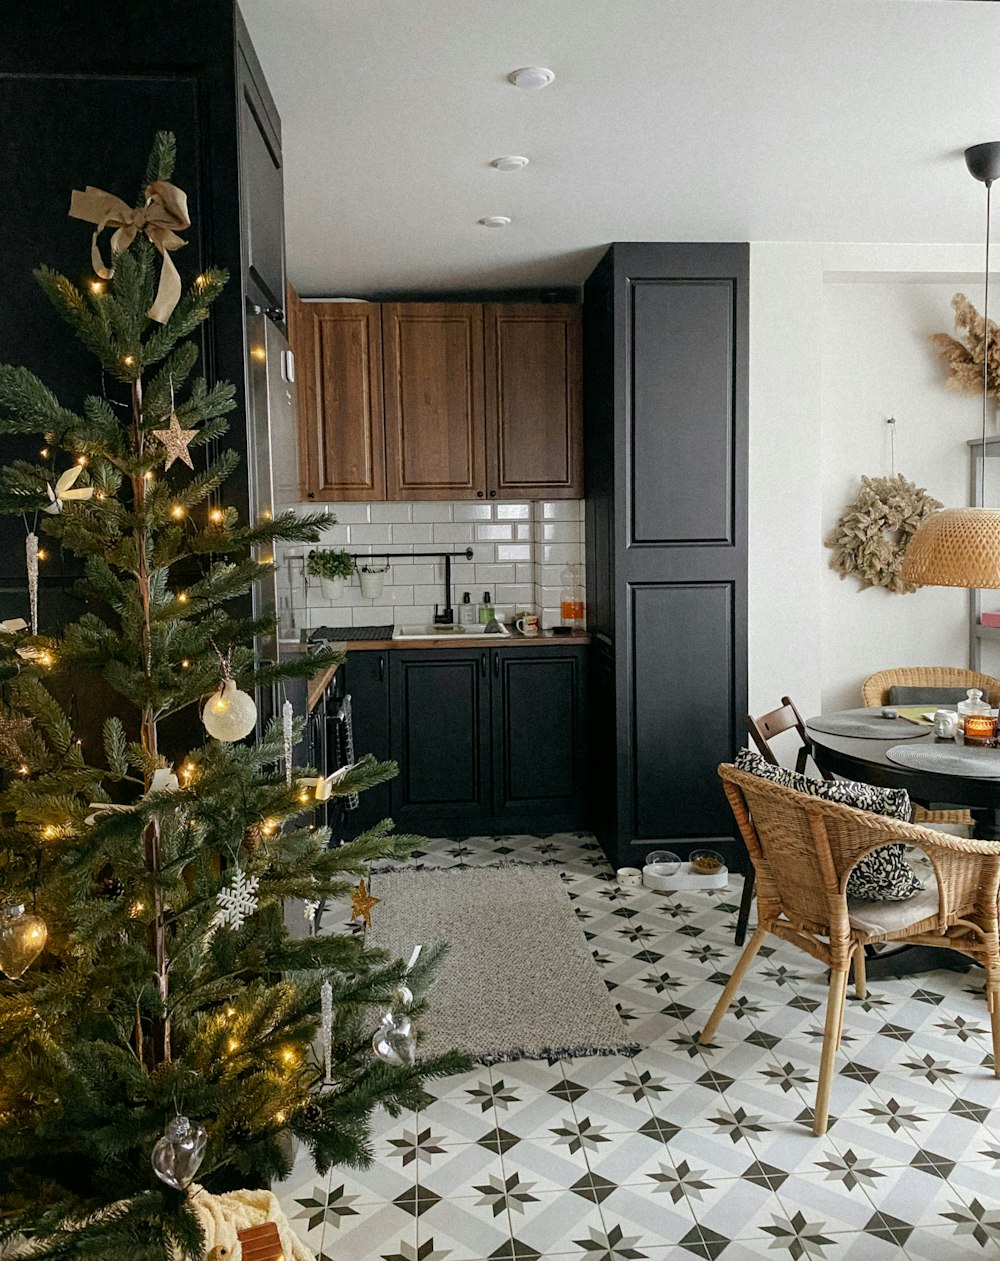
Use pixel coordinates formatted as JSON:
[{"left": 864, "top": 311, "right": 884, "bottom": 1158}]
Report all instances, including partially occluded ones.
[{"left": 516, "top": 613, "right": 540, "bottom": 636}]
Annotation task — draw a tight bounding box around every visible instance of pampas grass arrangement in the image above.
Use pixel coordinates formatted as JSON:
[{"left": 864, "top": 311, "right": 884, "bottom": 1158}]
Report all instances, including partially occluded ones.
[{"left": 930, "top": 293, "right": 1000, "bottom": 400}]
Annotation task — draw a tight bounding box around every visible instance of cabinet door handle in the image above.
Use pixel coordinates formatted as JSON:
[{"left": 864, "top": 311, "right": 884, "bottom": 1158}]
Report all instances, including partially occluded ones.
[
  {"left": 489, "top": 489, "right": 497, "bottom": 498},
  {"left": 476, "top": 490, "right": 484, "bottom": 498},
  {"left": 493, "top": 652, "right": 500, "bottom": 678},
  {"left": 378, "top": 655, "right": 385, "bottom": 682},
  {"left": 480, "top": 652, "right": 487, "bottom": 677}
]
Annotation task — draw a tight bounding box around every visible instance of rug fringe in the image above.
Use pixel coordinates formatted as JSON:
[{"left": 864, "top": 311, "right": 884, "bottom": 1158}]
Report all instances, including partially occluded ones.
[
  {"left": 473, "top": 1041, "right": 642, "bottom": 1066},
  {"left": 370, "top": 858, "right": 564, "bottom": 875}
]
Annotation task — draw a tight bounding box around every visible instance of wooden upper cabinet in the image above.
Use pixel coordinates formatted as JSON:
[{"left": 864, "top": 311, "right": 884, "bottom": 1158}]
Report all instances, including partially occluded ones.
[
  {"left": 290, "top": 292, "right": 386, "bottom": 501},
  {"left": 382, "top": 303, "right": 487, "bottom": 500},
  {"left": 293, "top": 297, "right": 583, "bottom": 503},
  {"left": 485, "top": 304, "right": 583, "bottom": 499}
]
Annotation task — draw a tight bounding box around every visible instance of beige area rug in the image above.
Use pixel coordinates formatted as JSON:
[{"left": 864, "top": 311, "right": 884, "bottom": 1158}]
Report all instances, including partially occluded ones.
[{"left": 367, "top": 864, "right": 639, "bottom": 1064}]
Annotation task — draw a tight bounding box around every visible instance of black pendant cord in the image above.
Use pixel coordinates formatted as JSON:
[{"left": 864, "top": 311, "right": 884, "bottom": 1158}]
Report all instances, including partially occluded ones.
[{"left": 982, "top": 178, "right": 993, "bottom": 509}]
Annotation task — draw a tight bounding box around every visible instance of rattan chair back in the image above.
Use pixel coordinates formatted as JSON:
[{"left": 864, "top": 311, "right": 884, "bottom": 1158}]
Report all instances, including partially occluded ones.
[
  {"left": 860, "top": 666, "right": 1000, "bottom": 709},
  {"left": 701, "top": 763, "right": 1000, "bottom": 1134}
]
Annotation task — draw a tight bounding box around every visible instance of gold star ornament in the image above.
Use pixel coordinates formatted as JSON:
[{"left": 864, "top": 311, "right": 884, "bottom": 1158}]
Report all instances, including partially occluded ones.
[
  {"left": 350, "top": 877, "right": 380, "bottom": 928},
  {"left": 152, "top": 412, "right": 198, "bottom": 470}
]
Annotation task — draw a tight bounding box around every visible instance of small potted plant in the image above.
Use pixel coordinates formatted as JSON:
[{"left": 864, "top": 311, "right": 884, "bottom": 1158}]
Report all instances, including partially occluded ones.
[{"left": 307, "top": 548, "right": 355, "bottom": 599}]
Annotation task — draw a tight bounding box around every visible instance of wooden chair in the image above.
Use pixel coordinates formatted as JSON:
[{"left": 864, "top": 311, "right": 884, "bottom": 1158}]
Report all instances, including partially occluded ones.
[
  {"left": 861, "top": 667, "right": 1000, "bottom": 827},
  {"left": 702, "top": 763, "right": 1000, "bottom": 1135},
  {"left": 736, "top": 697, "right": 833, "bottom": 946}
]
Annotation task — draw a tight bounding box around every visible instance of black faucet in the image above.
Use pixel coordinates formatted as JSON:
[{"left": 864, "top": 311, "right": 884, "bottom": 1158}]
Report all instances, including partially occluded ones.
[{"left": 434, "top": 552, "right": 456, "bottom": 624}]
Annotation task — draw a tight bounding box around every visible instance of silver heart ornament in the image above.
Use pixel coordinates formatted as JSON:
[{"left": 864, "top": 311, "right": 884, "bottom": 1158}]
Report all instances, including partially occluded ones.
[
  {"left": 151, "top": 1114, "right": 207, "bottom": 1190},
  {"left": 372, "top": 1010, "right": 416, "bottom": 1068}
]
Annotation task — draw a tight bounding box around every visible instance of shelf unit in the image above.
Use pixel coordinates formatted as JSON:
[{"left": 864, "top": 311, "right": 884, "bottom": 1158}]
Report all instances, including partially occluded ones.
[{"left": 968, "top": 436, "right": 1000, "bottom": 670}]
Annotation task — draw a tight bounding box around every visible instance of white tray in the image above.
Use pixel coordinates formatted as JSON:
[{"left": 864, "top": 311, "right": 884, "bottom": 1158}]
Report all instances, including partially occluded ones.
[{"left": 642, "top": 864, "right": 728, "bottom": 891}]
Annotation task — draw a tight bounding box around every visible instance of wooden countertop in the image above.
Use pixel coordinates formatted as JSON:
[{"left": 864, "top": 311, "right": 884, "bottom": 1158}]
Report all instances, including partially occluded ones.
[
  {"left": 280, "top": 632, "right": 590, "bottom": 711},
  {"left": 281, "top": 630, "right": 590, "bottom": 654}
]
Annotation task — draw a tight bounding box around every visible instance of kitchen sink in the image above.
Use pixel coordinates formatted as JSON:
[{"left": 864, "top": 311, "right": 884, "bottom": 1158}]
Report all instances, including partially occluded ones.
[{"left": 392, "top": 624, "right": 491, "bottom": 640}]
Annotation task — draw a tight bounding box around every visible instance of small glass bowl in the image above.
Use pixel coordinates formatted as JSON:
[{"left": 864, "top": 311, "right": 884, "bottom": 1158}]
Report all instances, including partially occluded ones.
[
  {"left": 645, "top": 850, "right": 682, "bottom": 875},
  {"left": 689, "top": 848, "right": 726, "bottom": 875}
]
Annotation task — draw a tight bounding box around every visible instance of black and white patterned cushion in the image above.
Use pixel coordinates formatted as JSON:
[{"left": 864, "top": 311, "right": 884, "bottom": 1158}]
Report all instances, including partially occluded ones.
[{"left": 733, "top": 748, "right": 923, "bottom": 902}]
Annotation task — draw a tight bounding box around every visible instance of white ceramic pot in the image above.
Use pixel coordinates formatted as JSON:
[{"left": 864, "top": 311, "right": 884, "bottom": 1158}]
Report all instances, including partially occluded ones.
[
  {"left": 320, "top": 576, "right": 345, "bottom": 600},
  {"left": 358, "top": 565, "right": 388, "bottom": 599}
]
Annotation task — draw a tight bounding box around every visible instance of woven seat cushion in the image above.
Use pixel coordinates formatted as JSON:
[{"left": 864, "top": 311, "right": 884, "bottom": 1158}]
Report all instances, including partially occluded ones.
[{"left": 734, "top": 748, "right": 923, "bottom": 902}]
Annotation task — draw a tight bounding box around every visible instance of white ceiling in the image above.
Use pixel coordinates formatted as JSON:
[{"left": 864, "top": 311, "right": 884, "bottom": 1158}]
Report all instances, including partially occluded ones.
[{"left": 239, "top": 0, "right": 1000, "bottom": 296}]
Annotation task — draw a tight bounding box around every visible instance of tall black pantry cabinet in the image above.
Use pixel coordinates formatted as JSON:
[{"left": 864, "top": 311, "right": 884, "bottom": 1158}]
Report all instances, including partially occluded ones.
[
  {"left": 0, "top": 1, "right": 284, "bottom": 626},
  {"left": 583, "top": 244, "right": 749, "bottom": 870}
]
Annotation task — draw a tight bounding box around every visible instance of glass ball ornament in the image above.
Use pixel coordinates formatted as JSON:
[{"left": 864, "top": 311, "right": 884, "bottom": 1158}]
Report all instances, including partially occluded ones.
[
  {"left": 0, "top": 903, "right": 47, "bottom": 979},
  {"left": 202, "top": 678, "right": 257, "bottom": 742}
]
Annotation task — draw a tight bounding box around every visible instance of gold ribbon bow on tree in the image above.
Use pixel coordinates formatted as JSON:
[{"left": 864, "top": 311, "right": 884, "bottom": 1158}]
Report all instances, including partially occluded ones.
[{"left": 68, "top": 179, "right": 191, "bottom": 323}]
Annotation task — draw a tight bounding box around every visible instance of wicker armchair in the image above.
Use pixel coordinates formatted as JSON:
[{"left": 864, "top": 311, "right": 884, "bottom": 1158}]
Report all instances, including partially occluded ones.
[
  {"left": 860, "top": 667, "right": 1000, "bottom": 827},
  {"left": 702, "top": 764, "right": 1000, "bottom": 1136}
]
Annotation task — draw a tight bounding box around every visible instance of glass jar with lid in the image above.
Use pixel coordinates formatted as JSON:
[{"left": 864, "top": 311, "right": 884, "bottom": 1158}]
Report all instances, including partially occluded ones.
[{"left": 958, "top": 688, "right": 997, "bottom": 746}]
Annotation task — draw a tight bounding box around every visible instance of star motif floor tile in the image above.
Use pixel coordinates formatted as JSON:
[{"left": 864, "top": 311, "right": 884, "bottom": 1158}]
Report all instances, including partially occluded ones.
[{"left": 277, "top": 832, "right": 1000, "bottom": 1261}]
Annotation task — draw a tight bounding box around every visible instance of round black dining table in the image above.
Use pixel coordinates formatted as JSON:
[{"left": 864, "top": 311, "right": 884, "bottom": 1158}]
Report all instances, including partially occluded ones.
[{"left": 806, "top": 720, "right": 1000, "bottom": 842}]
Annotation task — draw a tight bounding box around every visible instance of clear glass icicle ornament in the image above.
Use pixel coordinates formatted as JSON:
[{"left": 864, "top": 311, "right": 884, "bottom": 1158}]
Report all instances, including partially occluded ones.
[{"left": 25, "top": 532, "right": 38, "bottom": 634}]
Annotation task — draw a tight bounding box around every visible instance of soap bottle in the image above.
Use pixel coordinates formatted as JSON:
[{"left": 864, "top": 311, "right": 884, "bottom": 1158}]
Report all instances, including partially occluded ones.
[
  {"left": 459, "top": 591, "right": 477, "bottom": 626},
  {"left": 479, "top": 592, "right": 493, "bottom": 625}
]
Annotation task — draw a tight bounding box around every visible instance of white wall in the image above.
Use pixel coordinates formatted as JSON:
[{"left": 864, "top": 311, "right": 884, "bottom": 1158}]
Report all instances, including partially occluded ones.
[{"left": 749, "top": 243, "right": 986, "bottom": 733}]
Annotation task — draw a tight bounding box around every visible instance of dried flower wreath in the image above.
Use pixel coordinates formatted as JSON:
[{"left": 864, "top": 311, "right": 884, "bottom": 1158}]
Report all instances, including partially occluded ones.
[{"left": 825, "top": 473, "right": 942, "bottom": 595}]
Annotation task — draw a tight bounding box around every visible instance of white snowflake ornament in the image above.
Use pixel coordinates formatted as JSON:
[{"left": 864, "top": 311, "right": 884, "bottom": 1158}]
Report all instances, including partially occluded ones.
[{"left": 215, "top": 867, "right": 260, "bottom": 931}]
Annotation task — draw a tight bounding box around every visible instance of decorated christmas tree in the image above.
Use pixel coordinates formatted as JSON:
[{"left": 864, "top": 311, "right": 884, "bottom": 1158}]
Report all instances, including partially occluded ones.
[{"left": 0, "top": 133, "right": 462, "bottom": 1260}]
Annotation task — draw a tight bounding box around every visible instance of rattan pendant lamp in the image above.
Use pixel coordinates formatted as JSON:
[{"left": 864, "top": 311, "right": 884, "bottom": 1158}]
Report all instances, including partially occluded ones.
[{"left": 901, "top": 141, "right": 1000, "bottom": 589}]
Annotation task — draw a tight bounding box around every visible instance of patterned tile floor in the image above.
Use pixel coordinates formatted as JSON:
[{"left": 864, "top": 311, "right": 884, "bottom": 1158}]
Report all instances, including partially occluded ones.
[{"left": 277, "top": 833, "right": 1000, "bottom": 1260}]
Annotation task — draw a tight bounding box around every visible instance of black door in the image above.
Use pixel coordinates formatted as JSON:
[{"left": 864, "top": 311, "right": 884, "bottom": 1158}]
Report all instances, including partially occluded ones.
[
  {"left": 343, "top": 650, "right": 392, "bottom": 835},
  {"left": 389, "top": 649, "right": 491, "bottom": 833},
  {"left": 491, "top": 647, "right": 588, "bottom": 831},
  {"left": 584, "top": 243, "right": 748, "bottom": 867}
]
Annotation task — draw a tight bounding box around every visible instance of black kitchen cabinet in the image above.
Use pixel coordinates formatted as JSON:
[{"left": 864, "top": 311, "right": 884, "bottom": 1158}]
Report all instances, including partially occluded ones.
[
  {"left": 0, "top": 2, "right": 283, "bottom": 621},
  {"left": 342, "top": 649, "right": 393, "bottom": 834},
  {"left": 491, "top": 648, "right": 587, "bottom": 830},
  {"left": 584, "top": 244, "right": 748, "bottom": 870},
  {"left": 384, "top": 645, "right": 588, "bottom": 837},
  {"left": 389, "top": 649, "right": 493, "bottom": 833}
]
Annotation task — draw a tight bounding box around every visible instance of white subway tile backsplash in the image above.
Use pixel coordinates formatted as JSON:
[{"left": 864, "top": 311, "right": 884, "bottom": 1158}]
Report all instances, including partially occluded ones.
[
  {"left": 540, "top": 501, "right": 580, "bottom": 520},
  {"left": 277, "top": 498, "right": 585, "bottom": 630},
  {"left": 475, "top": 523, "right": 513, "bottom": 541},
  {"left": 412, "top": 502, "right": 452, "bottom": 523},
  {"left": 540, "top": 543, "right": 583, "bottom": 565},
  {"left": 475, "top": 563, "right": 517, "bottom": 585},
  {"left": 370, "top": 502, "right": 413, "bottom": 524},
  {"left": 328, "top": 503, "right": 372, "bottom": 525},
  {"left": 432, "top": 522, "right": 475, "bottom": 545},
  {"left": 350, "top": 524, "right": 393, "bottom": 545},
  {"left": 400, "top": 563, "right": 436, "bottom": 586},
  {"left": 454, "top": 502, "right": 493, "bottom": 521},
  {"left": 390, "top": 523, "right": 434, "bottom": 545},
  {"left": 497, "top": 584, "right": 533, "bottom": 606},
  {"left": 352, "top": 606, "right": 396, "bottom": 627},
  {"left": 496, "top": 544, "right": 531, "bottom": 562},
  {"left": 541, "top": 521, "right": 582, "bottom": 543}
]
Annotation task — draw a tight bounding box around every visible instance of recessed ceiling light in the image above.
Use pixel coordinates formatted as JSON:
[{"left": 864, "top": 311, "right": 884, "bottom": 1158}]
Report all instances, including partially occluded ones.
[
  {"left": 479, "top": 216, "right": 512, "bottom": 228},
  {"left": 491, "top": 155, "right": 530, "bottom": 172},
  {"left": 508, "top": 67, "right": 555, "bottom": 90}
]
